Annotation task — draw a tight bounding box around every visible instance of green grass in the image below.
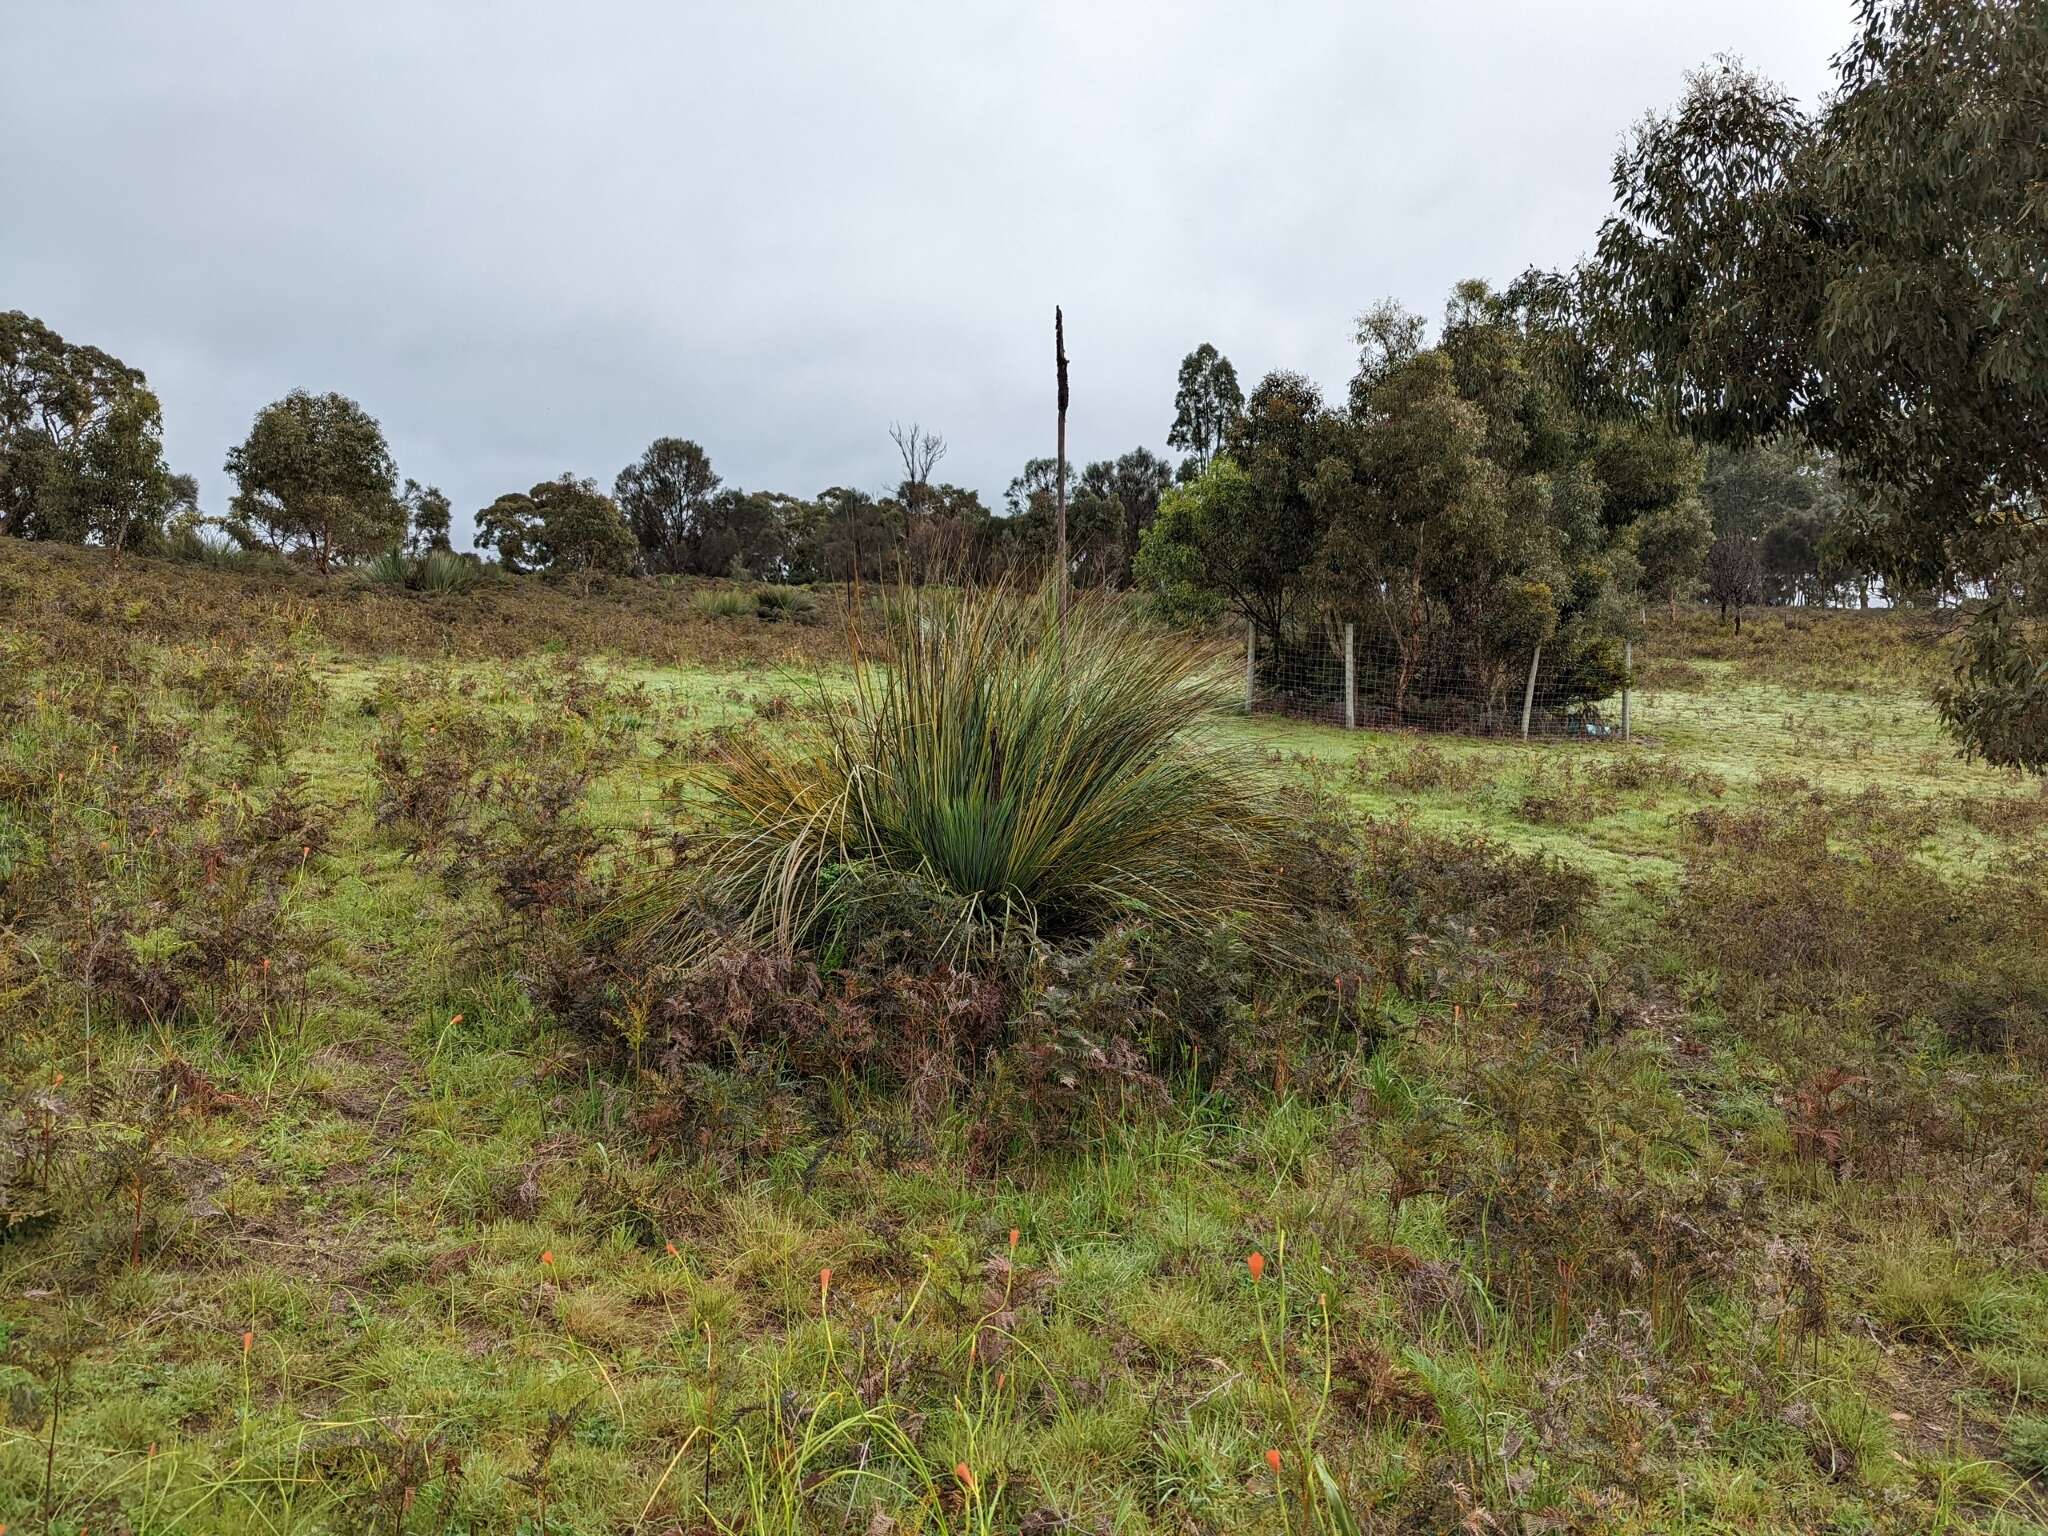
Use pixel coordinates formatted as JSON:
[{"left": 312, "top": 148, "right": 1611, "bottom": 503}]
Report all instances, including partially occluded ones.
[
  {"left": 1, "top": 540, "right": 2045, "bottom": 1534},
  {"left": 1228, "top": 662, "right": 2041, "bottom": 893}
]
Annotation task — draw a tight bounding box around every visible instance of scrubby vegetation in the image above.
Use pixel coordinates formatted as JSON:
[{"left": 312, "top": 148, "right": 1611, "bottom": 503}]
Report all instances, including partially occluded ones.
[{"left": 1, "top": 536, "right": 2045, "bottom": 1534}]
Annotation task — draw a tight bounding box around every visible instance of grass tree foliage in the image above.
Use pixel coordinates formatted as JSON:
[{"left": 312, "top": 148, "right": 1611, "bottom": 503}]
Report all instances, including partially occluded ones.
[{"left": 616, "top": 579, "right": 1274, "bottom": 966}]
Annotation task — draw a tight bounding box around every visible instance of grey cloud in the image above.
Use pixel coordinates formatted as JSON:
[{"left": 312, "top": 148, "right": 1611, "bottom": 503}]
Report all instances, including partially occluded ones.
[{"left": 1, "top": 0, "right": 1845, "bottom": 541}]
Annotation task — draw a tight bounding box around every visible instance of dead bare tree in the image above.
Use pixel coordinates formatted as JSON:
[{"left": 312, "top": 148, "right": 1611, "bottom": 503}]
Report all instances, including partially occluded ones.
[{"left": 889, "top": 421, "right": 946, "bottom": 518}]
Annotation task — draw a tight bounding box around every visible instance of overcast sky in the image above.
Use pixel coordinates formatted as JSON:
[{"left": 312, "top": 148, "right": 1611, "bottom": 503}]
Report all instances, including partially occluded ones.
[{"left": 3, "top": 2, "right": 1847, "bottom": 542}]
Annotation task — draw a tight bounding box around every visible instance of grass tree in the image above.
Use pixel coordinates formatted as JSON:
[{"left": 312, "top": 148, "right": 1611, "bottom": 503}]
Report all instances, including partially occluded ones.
[{"left": 614, "top": 579, "right": 1275, "bottom": 965}]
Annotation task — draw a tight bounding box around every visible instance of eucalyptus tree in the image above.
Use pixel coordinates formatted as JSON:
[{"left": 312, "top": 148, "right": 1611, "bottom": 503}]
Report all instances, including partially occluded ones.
[
  {"left": 1166, "top": 343, "right": 1244, "bottom": 479},
  {"left": 223, "top": 390, "right": 401, "bottom": 572},
  {"left": 1, "top": 310, "right": 182, "bottom": 551},
  {"left": 475, "top": 473, "right": 636, "bottom": 590},
  {"left": 1592, "top": 0, "right": 2048, "bottom": 764},
  {"left": 614, "top": 437, "right": 721, "bottom": 574},
  {"left": 402, "top": 480, "right": 453, "bottom": 554}
]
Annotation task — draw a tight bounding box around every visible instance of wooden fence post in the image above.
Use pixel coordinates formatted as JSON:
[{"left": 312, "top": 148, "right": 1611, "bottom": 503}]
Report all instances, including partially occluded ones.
[
  {"left": 1342, "top": 622, "right": 1356, "bottom": 730},
  {"left": 1622, "top": 639, "right": 1633, "bottom": 742},
  {"left": 1522, "top": 644, "right": 1542, "bottom": 741}
]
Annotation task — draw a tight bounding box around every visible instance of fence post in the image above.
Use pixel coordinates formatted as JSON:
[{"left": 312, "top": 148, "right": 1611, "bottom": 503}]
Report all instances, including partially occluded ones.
[
  {"left": 1621, "top": 639, "right": 1632, "bottom": 742},
  {"left": 1342, "top": 622, "right": 1356, "bottom": 730},
  {"left": 1245, "top": 620, "right": 1255, "bottom": 715},
  {"left": 1521, "top": 643, "right": 1542, "bottom": 741}
]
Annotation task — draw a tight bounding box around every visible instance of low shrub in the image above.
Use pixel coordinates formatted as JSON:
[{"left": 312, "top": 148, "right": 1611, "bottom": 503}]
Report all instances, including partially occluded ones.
[
  {"left": 1956, "top": 784, "right": 2048, "bottom": 838},
  {"left": 1674, "top": 802, "right": 2048, "bottom": 1036},
  {"left": 1587, "top": 750, "right": 1725, "bottom": 798},
  {"left": 1517, "top": 763, "right": 1615, "bottom": 826},
  {"left": 1372, "top": 741, "right": 1490, "bottom": 794}
]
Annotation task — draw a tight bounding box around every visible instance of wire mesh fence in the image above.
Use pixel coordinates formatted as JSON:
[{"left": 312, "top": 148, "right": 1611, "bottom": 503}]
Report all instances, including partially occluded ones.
[
  {"left": 1238, "top": 611, "right": 2022, "bottom": 792},
  {"left": 1246, "top": 620, "right": 1629, "bottom": 741}
]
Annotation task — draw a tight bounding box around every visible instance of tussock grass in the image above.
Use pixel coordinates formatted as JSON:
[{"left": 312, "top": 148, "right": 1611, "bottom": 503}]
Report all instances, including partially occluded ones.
[{"left": 622, "top": 581, "right": 1275, "bottom": 963}]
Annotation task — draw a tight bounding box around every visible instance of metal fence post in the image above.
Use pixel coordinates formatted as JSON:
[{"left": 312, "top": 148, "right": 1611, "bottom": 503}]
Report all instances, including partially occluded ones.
[
  {"left": 1342, "top": 622, "right": 1356, "bottom": 730},
  {"left": 1621, "top": 639, "right": 1632, "bottom": 742},
  {"left": 1245, "top": 620, "right": 1255, "bottom": 715},
  {"left": 1521, "top": 643, "right": 1541, "bottom": 741}
]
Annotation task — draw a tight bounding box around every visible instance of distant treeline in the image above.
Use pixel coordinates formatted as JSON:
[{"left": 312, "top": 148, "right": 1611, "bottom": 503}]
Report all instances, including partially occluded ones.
[{"left": 2, "top": 302, "right": 1879, "bottom": 615}]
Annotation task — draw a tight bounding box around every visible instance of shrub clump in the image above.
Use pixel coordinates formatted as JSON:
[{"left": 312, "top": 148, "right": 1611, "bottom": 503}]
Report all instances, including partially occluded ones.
[{"left": 618, "top": 581, "right": 1276, "bottom": 964}]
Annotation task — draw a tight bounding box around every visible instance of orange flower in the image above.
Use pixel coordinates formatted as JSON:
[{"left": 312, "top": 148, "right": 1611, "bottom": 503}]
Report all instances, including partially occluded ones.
[
  {"left": 51, "top": 1073, "right": 63, "bottom": 1088},
  {"left": 1247, "top": 1251, "right": 1266, "bottom": 1283},
  {"left": 449, "top": 1012, "right": 464, "bottom": 1027},
  {"left": 954, "top": 1461, "right": 975, "bottom": 1491},
  {"left": 1008, "top": 1227, "right": 1020, "bottom": 1251},
  {"left": 541, "top": 1249, "right": 554, "bottom": 1268},
  {"left": 1265, "top": 1448, "right": 1283, "bottom": 1474},
  {"left": 665, "top": 1240, "right": 680, "bottom": 1260},
  {"left": 819, "top": 1266, "right": 832, "bottom": 1302},
  {"left": 241, "top": 1330, "right": 254, "bottom": 1355}
]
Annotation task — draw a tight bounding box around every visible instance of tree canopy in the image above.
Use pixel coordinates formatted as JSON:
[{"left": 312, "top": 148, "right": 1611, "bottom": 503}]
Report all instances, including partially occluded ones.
[
  {"left": 1139, "top": 281, "right": 1701, "bottom": 724},
  {"left": 1590, "top": 0, "right": 2048, "bottom": 765},
  {"left": 1, "top": 310, "right": 184, "bottom": 554},
  {"left": 474, "top": 473, "right": 637, "bottom": 587},
  {"left": 614, "top": 437, "right": 722, "bottom": 575},
  {"left": 1167, "top": 343, "right": 1244, "bottom": 480},
  {"left": 403, "top": 480, "right": 453, "bottom": 555},
  {"left": 223, "top": 390, "right": 402, "bottom": 573}
]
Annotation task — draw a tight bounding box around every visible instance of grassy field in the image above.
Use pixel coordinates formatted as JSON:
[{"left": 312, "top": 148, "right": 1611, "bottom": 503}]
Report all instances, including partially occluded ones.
[{"left": 3, "top": 539, "right": 2047, "bottom": 1534}]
